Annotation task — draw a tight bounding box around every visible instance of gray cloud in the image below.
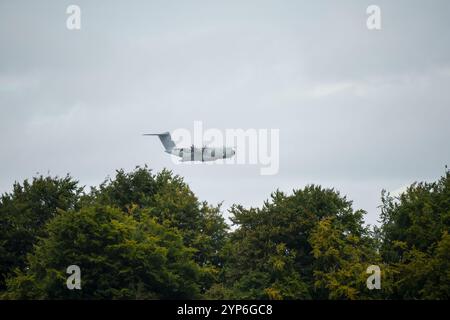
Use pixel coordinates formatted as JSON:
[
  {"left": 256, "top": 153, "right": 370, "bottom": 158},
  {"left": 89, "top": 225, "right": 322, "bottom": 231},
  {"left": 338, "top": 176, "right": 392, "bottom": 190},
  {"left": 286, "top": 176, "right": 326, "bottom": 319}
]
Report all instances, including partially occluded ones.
[{"left": 1, "top": 0, "right": 449, "bottom": 226}]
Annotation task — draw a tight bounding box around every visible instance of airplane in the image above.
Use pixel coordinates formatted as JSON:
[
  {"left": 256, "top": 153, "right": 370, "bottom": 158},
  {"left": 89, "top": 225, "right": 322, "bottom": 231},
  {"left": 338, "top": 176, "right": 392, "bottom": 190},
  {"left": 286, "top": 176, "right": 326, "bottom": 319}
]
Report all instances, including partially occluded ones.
[{"left": 143, "top": 132, "right": 236, "bottom": 162}]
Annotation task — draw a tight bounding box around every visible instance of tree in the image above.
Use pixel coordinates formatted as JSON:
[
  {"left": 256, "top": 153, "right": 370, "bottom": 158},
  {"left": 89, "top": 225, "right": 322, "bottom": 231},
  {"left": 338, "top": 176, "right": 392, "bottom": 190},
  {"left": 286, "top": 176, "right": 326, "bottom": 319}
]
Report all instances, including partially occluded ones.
[
  {"left": 88, "top": 166, "right": 228, "bottom": 266},
  {"left": 0, "top": 175, "right": 82, "bottom": 290},
  {"left": 3, "top": 205, "right": 203, "bottom": 299},
  {"left": 87, "top": 166, "right": 228, "bottom": 292},
  {"left": 309, "top": 217, "right": 390, "bottom": 299},
  {"left": 379, "top": 169, "right": 450, "bottom": 299},
  {"left": 213, "top": 186, "right": 370, "bottom": 299},
  {"left": 2, "top": 166, "right": 448, "bottom": 300}
]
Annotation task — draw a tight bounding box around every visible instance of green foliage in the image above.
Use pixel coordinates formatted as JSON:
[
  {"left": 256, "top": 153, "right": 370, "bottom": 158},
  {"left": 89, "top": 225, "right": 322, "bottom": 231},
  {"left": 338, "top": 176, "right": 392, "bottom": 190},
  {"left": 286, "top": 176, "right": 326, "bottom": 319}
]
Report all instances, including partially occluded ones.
[
  {"left": 309, "top": 217, "right": 390, "bottom": 299},
  {"left": 88, "top": 166, "right": 228, "bottom": 268},
  {"left": 0, "top": 175, "right": 82, "bottom": 290},
  {"left": 0, "top": 167, "right": 448, "bottom": 299},
  {"left": 213, "top": 186, "right": 368, "bottom": 299},
  {"left": 3, "top": 205, "right": 203, "bottom": 299},
  {"left": 380, "top": 171, "right": 450, "bottom": 261},
  {"left": 380, "top": 170, "right": 450, "bottom": 299}
]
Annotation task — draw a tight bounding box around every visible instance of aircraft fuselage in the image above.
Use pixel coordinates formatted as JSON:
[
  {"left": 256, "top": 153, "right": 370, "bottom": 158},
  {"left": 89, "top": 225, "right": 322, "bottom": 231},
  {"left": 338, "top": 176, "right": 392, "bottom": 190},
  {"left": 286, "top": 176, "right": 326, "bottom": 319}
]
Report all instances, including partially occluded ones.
[{"left": 168, "top": 146, "right": 235, "bottom": 162}]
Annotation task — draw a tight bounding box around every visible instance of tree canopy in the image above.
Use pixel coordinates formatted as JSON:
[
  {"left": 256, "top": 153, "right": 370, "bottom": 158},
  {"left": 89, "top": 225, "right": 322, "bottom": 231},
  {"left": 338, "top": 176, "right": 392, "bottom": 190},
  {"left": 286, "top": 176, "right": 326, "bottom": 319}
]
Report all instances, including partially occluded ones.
[{"left": 0, "top": 166, "right": 448, "bottom": 299}]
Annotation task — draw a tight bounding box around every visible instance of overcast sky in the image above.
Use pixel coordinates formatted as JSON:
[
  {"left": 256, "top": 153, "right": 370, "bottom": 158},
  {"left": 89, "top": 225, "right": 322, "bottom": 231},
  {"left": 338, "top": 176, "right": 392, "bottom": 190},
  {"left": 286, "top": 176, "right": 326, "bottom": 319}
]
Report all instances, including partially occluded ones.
[{"left": 1, "top": 0, "right": 449, "bottom": 226}]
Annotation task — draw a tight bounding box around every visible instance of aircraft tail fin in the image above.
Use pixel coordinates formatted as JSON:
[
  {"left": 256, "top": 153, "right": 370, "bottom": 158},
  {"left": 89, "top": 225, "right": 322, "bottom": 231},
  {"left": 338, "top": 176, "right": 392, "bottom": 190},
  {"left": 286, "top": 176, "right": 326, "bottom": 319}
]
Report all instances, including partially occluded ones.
[{"left": 143, "top": 132, "right": 176, "bottom": 151}]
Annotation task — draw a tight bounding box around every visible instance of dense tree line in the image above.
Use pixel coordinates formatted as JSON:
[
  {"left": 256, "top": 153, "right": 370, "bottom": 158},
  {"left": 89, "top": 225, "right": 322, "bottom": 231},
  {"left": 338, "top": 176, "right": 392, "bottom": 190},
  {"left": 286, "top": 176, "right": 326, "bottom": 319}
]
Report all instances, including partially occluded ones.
[{"left": 0, "top": 166, "right": 448, "bottom": 299}]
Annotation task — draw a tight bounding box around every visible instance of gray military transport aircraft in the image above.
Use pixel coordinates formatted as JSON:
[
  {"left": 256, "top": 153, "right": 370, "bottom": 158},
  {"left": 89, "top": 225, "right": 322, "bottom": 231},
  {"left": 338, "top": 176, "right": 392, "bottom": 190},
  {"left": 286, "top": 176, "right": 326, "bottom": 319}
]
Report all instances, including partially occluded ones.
[{"left": 143, "top": 132, "right": 236, "bottom": 162}]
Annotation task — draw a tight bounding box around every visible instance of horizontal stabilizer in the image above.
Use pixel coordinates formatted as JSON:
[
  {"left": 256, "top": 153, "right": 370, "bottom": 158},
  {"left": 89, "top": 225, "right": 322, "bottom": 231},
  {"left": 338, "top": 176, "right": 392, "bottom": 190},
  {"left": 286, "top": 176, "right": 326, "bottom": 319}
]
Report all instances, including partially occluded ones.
[{"left": 143, "top": 132, "right": 176, "bottom": 151}]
